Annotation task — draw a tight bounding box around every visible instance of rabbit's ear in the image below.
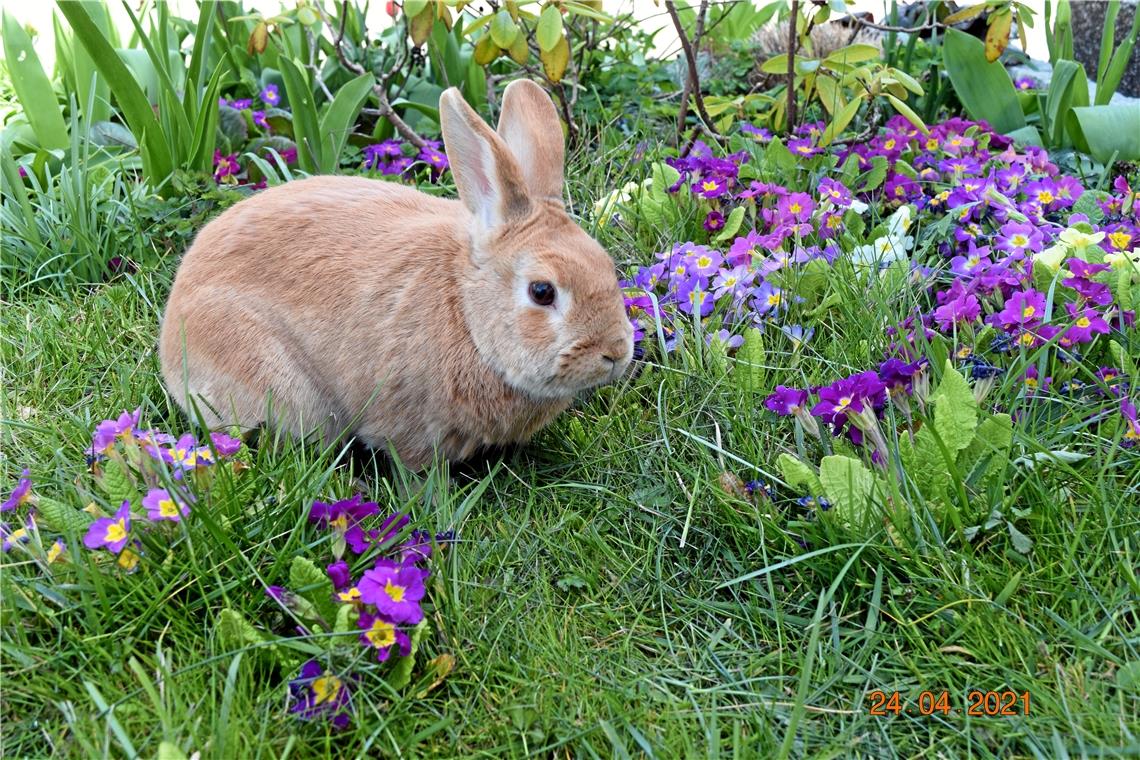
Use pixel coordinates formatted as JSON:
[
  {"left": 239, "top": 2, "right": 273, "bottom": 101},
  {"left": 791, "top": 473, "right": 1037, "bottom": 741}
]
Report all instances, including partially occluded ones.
[
  {"left": 496, "top": 79, "right": 564, "bottom": 202},
  {"left": 439, "top": 88, "right": 531, "bottom": 231}
]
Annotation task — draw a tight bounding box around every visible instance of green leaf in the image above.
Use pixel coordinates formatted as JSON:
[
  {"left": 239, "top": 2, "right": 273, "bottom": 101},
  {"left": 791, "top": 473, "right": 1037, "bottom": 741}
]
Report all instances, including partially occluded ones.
[
  {"left": 35, "top": 496, "right": 94, "bottom": 534},
  {"left": 334, "top": 603, "right": 357, "bottom": 634},
  {"left": 216, "top": 608, "right": 274, "bottom": 657},
  {"left": 278, "top": 56, "right": 321, "bottom": 173},
  {"left": 2, "top": 11, "right": 70, "bottom": 150},
  {"left": 98, "top": 459, "right": 137, "bottom": 508},
  {"left": 1070, "top": 104, "right": 1140, "bottom": 163},
  {"left": 732, "top": 328, "right": 765, "bottom": 392},
  {"left": 858, "top": 155, "right": 889, "bottom": 193},
  {"left": 1045, "top": 60, "right": 1089, "bottom": 147},
  {"left": 289, "top": 556, "right": 337, "bottom": 623},
  {"left": 885, "top": 93, "right": 927, "bottom": 133},
  {"left": 941, "top": 28, "right": 1025, "bottom": 133},
  {"left": 317, "top": 71, "right": 374, "bottom": 173},
  {"left": 56, "top": 1, "right": 173, "bottom": 185},
  {"left": 489, "top": 10, "right": 518, "bottom": 48},
  {"left": 386, "top": 618, "right": 429, "bottom": 690},
  {"left": 157, "top": 741, "right": 189, "bottom": 760},
  {"left": 932, "top": 361, "right": 978, "bottom": 454},
  {"left": 959, "top": 413, "right": 1013, "bottom": 492},
  {"left": 821, "top": 97, "right": 861, "bottom": 146},
  {"left": 536, "top": 5, "right": 563, "bottom": 52},
  {"left": 713, "top": 206, "right": 745, "bottom": 242},
  {"left": 818, "top": 455, "right": 880, "bottom": 529},
  {"left": 1007, "top": 521, "right": 1033, "bottom": 553},
  {"left": 777, "top": 453, "right": 822, "bottom": 495}
]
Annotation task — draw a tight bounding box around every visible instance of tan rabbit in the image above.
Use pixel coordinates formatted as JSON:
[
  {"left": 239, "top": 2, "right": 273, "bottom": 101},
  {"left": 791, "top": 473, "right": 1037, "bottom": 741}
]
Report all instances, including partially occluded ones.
[{"left": 159, "top": 79, "right": 633, "bottom": 469}]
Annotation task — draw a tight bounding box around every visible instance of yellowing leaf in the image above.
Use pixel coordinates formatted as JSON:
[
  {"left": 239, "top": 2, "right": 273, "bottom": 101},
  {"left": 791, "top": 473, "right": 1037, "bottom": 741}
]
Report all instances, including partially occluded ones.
[
  {"left": 508, "top": 29, "right": 529, "bottom": 64},
  {"left": 247, "top": 20, "right": 268, "bottom": 55},
  {"left": 985, "top": 10, "right": 1013, "bottom": 63},
  {"left": 409, "top": 7, "right": 434, "bottom": 46},
  {"left": 541, "top": 34, "right": 569, "bottom": 82},
  {"left": 473, "top": 32, "right": 499, "bottom": 65}
]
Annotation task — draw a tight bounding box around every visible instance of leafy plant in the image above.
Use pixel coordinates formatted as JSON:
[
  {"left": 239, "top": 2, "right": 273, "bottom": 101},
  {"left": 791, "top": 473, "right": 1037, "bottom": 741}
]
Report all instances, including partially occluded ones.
[{"left": 761, "top": 44, "right": 928, "bottom": 143}]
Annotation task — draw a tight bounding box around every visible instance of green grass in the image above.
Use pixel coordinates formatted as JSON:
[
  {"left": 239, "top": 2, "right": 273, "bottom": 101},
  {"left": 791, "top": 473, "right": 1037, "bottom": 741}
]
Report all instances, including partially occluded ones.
[{"left": 2, "top": 133, "right": 1139, "bottom": 759}]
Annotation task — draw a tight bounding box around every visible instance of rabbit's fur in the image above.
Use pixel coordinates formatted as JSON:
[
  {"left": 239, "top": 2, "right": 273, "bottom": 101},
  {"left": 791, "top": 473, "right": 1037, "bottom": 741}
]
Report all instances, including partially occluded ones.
[{"left": 160, "top": 80, "right": 633, "bottom": 469}]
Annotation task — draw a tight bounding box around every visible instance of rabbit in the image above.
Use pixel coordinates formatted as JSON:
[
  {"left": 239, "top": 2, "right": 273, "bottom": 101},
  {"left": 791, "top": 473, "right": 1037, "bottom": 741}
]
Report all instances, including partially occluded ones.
[{"left": 159, "top": 79, "right": 634, "bottom": 470}]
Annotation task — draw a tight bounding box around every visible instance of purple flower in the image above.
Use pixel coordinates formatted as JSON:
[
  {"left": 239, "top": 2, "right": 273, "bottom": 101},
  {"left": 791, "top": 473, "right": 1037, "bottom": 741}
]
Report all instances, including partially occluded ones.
[
  {"left": 309, "top": 495, "right": 380, "bottom": 554},
  {"left": 1120, "top": 397, "right": 1140, "bottom": 447},
  {"left": 934, "top": 284, "right": 981, "bottom": 330},
  {"left": 777, "top": 192, "right": 815, "bottom": 224},
  {"left": 686, "top": 247, "right": 723, "bottom": 277},
  {"left": 993, "top": 289, "right": 1047, "bottom": 330},
  {"left": 230, "top": 97, "right": 253, "bottom": 110},
  {"left": 143, "top": 488, "right": 190, "bottom": 522},
  {"left": 252, "top": 110, "right": 269, "bottom": 129},
  {"left": 949, "top": 247, "right": 991, "bottom": 278},
  {"left": 818, "top": 178, "right": 853, "bottom": 208},
  {"left": 1063, "top": 304, "right": 1111, "bottom": 344},
  {"left": 357, "top": 558, "right": 427, "bottom": 624},
  {"left": 703, "top": 211, "right": 725, "bottom": 232},
  {"left": 676, "top": 277, "right": 714, "bottom": 316},
  {"left": 995, "top": 221, "right": 1043, "bottom": 257},
  {"left": 399, "top": 529, "right": 435, "bottom": 565},
  {"left": 2, "top": 469, "right": 32, "bottom": 512},
  {"left": 327, "top": 559, "right": 352, "bottom": 590},
  {"left": 1062, "top": 259, "right": 1114, "bottom": 306},
  {"left": 764, "top": 386, "right": 808, "bottom": 416},
  {"left": 209, "top": 431, "right": 242, "bottom": 457},
  {"left": 752, "top": 281, "right": 784, "bottom": 316},
  {"left": 1, "top": 518, "right": 31, "bottom": 553},
  {"left": 1014, "top": 76, "right": 1039, "bottom": 90},
  {"left": 726, "top": 230, "right": 764, "bottom": 267},
  {"left": 417, "top": 145, "right": 449, "bottom": 172},
  {"left": 213, "top": 150, "right": 240, "bottom": 182},
  {"left": 260, "top": 83, "right": 280, "bottom": 106},
  {"left": 707, "top": 329, "right": 744, "bottom": 349},
  {"left": 779, "top": 324, "right": 814, "bottom": 347},
  {"left": 149, "top": 433, "right": 201, "bottom": 470},
  {"left": 357, "top": 612, "right": 412, "bottom": 662},
  {"left": 740, "top": 123, "right": 773, "bottom": 142},
  {"left": 83, "top": 501, "right": 132, "bottom": 554},
  {"left": 91, "top": 409, "right": 142, "bottom": 455},
  {"left": 810, "top": 371, "right": 886, "bottom": 425},
  {"left": 288, "top": 660, "right": 352, "bottom": 729},
  {"left": 787, "top": 137, "right": 822, "bottom": 157},
  {"left": 695, "top": 175, "right": 730, "bottom": 198},
  {"left": 372, "top": 512, "right": 410, "bottom": 548}
]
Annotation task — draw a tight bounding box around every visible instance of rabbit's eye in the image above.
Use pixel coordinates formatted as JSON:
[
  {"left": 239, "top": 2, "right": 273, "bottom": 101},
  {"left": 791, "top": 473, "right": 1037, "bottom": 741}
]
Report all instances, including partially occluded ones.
[{"left": 528, "top": 281, "right": 556, "bottom": 306}]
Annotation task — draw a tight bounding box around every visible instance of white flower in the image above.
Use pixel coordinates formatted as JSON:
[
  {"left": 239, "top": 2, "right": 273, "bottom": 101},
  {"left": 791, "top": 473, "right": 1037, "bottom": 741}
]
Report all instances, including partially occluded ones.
[
  {"left": 1032, "top": 244, "right": 1069, "bottom": 272},
  {"left": 1058, "top": 227, "right": 1105, "bottom": 249},
  {"left": 886, "top": 205, "right": 914, "bottom": 238},
  {"left": 852, "top": 235, "right": 909, "bottom": 268},
  {"left": 849, "top": 198, "right": 869, "bottom": 214},
  {"left": 1105, "top": 248, "right": 1140, "bottom": 277}
]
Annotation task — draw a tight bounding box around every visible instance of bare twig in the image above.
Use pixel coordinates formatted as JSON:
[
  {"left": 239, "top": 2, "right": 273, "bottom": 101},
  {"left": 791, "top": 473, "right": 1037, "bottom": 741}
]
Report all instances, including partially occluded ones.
[
  {"left": 320, "top": 0, "right": 428, "bottom": 149},
  {"left": 785, "top": 0, "right": 799, "bottom": 131},
  {"left": 664, "top": 0, "right": 721, "bottom": 144}
]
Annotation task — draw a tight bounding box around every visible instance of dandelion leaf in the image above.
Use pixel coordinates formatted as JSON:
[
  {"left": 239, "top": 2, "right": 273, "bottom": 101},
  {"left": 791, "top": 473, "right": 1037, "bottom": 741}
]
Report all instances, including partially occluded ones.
[
  {"left": 733, "top": 328, "right": 765, "bottom": 392},
  {"left": 97, "top": 458, "right": 137, "bottom": 508}
]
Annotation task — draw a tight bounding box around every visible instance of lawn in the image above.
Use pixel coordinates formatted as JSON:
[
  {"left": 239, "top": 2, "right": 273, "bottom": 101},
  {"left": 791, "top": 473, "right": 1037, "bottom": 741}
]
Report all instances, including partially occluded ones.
[{"left": 3, "top": 1, "right": 1139, "bottom": 758}]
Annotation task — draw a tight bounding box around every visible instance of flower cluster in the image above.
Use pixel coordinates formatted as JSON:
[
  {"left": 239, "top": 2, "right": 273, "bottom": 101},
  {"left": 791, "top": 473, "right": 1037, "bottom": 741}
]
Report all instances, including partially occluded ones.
[
  {"left": 274, "top": 496, "right": 452, "bottom": 729},
  {"left": 361, "top": 138, "right": 450, "bottom": 181},
  {"left": 2, "top": 410, "right": 244, "bottom": 574}
]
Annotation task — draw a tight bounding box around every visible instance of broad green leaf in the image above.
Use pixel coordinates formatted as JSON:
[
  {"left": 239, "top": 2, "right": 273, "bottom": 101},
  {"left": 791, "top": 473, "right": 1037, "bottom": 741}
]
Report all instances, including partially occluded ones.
[
  {"left": 821, "top": 97, "right": 861, "bottom": 146},
  {"left": 318, "top": 71, "right": 374, "bottom": 173},
  {"left": 777, "top": 453, "right": 822, "bottom": 495},
  {"left": 822, "top": 43, "right": 881, "bottom": 65},
  {"left": 858, "top": 155, "right": 889, "bottom": 192},
  {"left": 1097, "top": 6, "right": 1140, "bottom": 104},
  {"left": 157, "top": 742, "right": 189, "bottom": 760},
  {"left": 2, "top": 11, "right": 69, "bottom": 150},
  {"left": 489, "top": 10, "right": 518, "bottom": 48},
  {"left": 942, "top": 28, "right": 1025, "bottom": 133},
  {"left": 404, "top": 0, "right": 429, "bottom": 18},
  {"left": 713, "top": 206, "right": 745, "bottom": 242},
  {"left": 818, "top": 455, "right": 879, "bottom": 529},
  {"left": 1007, "top": 521, "right": 1033, "bottom": 553},
  {"left": 959, "top": 413, "right": 1013, "bottom": 491},
  {"left": 1070, "top": 104, "right": 1140, "bottom": 163},
  {"left": 1045, "top": 60, "right": 1089, "bottom": 147},
  {"left": 932, "top": 361, "right": 978, "bottom": 454},
  {"left": 536, "top": 5, "right": 563, "bottom": 52},
  {"left": 278, "top": 56, "right": 320, "bottom": 173},
  {"left": 885, "top": 94, "right": 928, "bottom": 134}
]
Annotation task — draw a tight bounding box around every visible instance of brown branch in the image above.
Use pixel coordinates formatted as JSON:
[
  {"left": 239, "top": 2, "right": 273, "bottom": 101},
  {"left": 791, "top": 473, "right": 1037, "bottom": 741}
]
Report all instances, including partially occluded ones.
[
  {"left": 785, "top": 0, "right": 799, "bottom": 131},
  {"left": 664, "top": 0, "right": 721, "bottom": 143},
  {"left": 321, "top": 1, "right": 428, "bottom": 149}
]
